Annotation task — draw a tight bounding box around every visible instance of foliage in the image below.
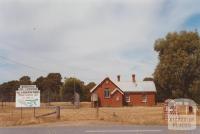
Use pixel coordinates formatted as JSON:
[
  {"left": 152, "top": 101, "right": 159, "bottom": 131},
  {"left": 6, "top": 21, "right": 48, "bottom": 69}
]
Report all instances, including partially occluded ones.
[
  {"left": 83, "top": 82, "right": 96, "bottom": 101},
  {"left": 0, "top": 80, "right": 19, "bottom": 101},
  {"left": 154, "top": 31, "right": 200, "bottom": 103},
  {"left": 34, "top": 73, "right": 62, "bottom": 102},
  {"left": 60, "top": 78, "right": 95, "bottom": 102},
  {"left": 0, "top": 73, "right": 95, "bottom": 103},
  {"left": 143, "top": 77, "right": 154, "bottom": 81},
  {"left": 19, "top": 76, "right": 31, "bottom": 85}
]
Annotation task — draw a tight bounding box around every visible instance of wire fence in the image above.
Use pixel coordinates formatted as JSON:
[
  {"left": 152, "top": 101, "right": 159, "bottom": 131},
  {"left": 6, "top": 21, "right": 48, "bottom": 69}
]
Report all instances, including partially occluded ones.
[{"left": 0, "top": 102, "right": 199, "bottom": 127}]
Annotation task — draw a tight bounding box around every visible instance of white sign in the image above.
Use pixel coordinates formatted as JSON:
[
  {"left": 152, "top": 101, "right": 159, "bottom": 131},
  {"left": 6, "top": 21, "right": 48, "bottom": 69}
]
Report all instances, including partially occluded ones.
[
  {"left": 91, "top": 93, "right": 98, "bottom": 101},
  {"left": 16, "top": 85, "right": 40, "bottom": 108}
]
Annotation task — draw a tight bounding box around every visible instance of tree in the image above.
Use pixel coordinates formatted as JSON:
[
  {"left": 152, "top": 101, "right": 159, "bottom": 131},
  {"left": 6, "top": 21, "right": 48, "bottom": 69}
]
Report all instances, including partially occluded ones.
[
  {"left": 0, "top": 80, "right": 19, "bottom": 102},
  {"left": 34, "top": 76, "right": 45, "bottom": 92},
  {"left": 189, "top": 80, "right": 200, "bottom": 103},
  {"left": 19, "top": 76, "right": 31, "bottom": 85},
  {"left": 34, "top": 73, "right": 62, "bottom": 102},
  {"left": 154, "top": 31, "right": 200, "bottom": 103},
  {"left": 0, "top": 76, "right": 31, "bottom": 102},
  {"left": 34, "top": 76, "right": 47, "bottom": 102},
  {"left": 61, "top": 77, "right": 84, "bottom": 102},
  {"left": 143, "top": 77, "right": 154, "bottom": 81},
  {"left": 60, "top": 78, "right": 96, "bottom": 102},
  {"left": 46, "top": 73, "right": 62, "bottom": 101},
  {"left": 0, "top": 73, "right": 96, "bottom": 103},
  {"left": 83, "top": 82, "right": 96, "bottom": 101}
]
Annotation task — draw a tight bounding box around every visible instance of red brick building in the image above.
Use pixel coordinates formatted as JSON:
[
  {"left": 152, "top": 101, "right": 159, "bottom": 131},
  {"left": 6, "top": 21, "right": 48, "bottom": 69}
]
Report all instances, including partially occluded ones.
[{"left": 90, "top": 75, "right": 156, "bottom": 107}]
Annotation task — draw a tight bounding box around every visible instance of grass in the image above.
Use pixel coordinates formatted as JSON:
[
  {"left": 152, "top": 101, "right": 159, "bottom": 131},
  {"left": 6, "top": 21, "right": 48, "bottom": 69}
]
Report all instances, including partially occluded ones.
[{"left": 0, "top": 102, "right": 199, "bottom": 127}]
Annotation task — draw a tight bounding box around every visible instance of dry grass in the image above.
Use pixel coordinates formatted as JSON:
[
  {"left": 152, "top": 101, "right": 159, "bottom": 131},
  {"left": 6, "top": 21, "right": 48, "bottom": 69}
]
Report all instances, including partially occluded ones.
[{"left": 0, "top": 102, "right": 199, "bottom": 127}]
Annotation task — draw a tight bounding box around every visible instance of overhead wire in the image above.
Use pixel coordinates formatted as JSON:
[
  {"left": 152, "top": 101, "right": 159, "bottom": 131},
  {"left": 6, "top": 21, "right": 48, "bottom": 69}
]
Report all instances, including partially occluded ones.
[
  {"left": 0, "top": 55, "right": 103, "bottom": 82},
  {"left": 0, "top": 55, "right": 48, "bottom": 73}
]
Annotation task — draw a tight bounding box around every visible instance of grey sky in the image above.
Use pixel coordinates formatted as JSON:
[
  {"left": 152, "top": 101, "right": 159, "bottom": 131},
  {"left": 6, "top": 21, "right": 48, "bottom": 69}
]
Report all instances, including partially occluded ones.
[{"left": 0, "top": 0, "right": 200, "bottom": 83}]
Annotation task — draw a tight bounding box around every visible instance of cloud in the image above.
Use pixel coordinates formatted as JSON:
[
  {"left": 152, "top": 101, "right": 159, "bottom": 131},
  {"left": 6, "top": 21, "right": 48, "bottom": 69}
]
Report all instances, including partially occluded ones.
[{"left": 0, "top": 0, "right": 200, "bottom": 83}]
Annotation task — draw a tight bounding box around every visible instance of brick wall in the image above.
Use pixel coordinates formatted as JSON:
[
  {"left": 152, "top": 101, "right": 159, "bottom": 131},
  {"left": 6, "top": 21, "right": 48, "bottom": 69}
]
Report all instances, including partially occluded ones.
[
  {"left": 92, "top": 78, "right": 156, "bottom": 107},
  {"left": 126, "top": 92, "right": 155, "bottom": 106},
  {"left": 93, "top": 78, "right": 123, "bottom": 107}
]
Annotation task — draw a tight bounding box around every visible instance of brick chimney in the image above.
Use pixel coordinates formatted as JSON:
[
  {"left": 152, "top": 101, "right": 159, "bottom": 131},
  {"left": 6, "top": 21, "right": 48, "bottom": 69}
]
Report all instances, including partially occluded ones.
[
  {"left": 132, "top": 74, "right": 136, "bottom": 82},
  {"left": 117, "top": 75, "right": 120, "bottom": 82}
]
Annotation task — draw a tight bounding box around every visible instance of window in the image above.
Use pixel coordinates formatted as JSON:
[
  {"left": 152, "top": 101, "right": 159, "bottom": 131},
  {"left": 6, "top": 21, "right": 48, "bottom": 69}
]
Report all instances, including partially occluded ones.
[
  {"left": 125, "top": 95, "right": 130, "bottom": 102},
  {"left": 104, "top": 88, "right": 110, "bottom": 98},
  {"left": 142, "top": 94, "right": 147, "bottom": 103},
  {"left": 105, "top": 80, "right": 109, "bottom": 84}
]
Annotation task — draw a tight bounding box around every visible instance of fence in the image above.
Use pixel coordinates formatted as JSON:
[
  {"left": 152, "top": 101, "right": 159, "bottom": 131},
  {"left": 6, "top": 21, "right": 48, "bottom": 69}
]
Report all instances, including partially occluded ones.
[
  {"left": 0, "top": 102, "right": 199, "bottom": 127},
  {"left": 163, "top": 99, "right": 200, "bottom": 121}
]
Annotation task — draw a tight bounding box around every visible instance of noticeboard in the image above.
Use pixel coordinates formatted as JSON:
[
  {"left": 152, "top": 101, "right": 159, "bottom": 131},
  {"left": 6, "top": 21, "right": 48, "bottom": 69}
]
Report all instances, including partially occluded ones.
[
  {"left": 91, "top": 93, "right": 98, "bottom": 102},
  {"left": 16, "top": 85, "right": 40, "bottom": 108}
]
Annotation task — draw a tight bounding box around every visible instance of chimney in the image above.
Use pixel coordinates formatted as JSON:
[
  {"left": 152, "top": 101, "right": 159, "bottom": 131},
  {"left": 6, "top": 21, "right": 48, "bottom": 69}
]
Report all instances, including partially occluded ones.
[
  {"left": 132, "top": 74, "right": 136, "bottom": 82},
  {"left": 117, "top": 75, "right": 120, "bottom": 82}
]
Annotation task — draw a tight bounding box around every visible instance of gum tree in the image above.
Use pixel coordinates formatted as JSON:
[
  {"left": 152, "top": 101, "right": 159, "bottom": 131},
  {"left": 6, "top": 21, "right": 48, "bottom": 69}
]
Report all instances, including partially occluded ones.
[{"left": 154, "top": 31, "right": 200, "bottom": 103}]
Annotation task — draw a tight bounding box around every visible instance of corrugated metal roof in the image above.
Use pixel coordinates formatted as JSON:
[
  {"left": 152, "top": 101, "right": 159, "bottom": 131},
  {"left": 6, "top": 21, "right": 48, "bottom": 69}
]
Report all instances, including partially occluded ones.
[
  {"left": 90, "top": 77, "right": 156, "bottom": 93},
  {"left": 113, "top": 80, "right": 156, "bottom": 92}
]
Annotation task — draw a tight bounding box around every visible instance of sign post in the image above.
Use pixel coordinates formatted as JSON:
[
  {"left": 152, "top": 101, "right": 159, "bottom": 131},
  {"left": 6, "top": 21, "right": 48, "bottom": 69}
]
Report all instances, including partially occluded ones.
[
  {"left": 91, "top": 93, "right": 98, "bottom": 108},
  {"left": 21, "top": 107, "right": 22, "bottom": 119},
  {"left": 34, "top": 107, "right": 36, "bottom": 117},
  {"left": 16, "top": 85, "right": 40, "bottom": 118}
]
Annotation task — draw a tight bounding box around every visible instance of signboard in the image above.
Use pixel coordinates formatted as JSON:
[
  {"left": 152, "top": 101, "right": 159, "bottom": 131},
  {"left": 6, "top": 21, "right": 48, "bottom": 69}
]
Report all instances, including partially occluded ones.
[
  {"left": 91, "top": 93, "right": 98, "bottom": 102},
  {"left": 16, "top": 85, "right": 40, "bottom": 108},
  {"left": 74, "top": 92, "right": 80, "bottom": 108},
  {"left": 167, "top": 99, "right": 197, "bottom": 130}
]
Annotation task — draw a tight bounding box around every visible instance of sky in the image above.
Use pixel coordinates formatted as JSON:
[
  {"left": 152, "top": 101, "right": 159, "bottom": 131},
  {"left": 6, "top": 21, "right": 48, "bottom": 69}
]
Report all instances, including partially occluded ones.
[{"left": 0, "top": 0, "right": 200, "bottom": 84}]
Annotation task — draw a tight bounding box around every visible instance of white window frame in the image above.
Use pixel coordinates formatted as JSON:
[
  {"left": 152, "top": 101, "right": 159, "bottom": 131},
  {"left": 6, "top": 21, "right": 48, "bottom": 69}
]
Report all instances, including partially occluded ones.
[
  {"left": 125, "top": 95, "right": 130, "bottom": 102},
  {"left": 142, "top": 94, "right": 147, "bottom": 103},
  {"left": 104, "top": 88, "right": 110, "bottom": 98}
]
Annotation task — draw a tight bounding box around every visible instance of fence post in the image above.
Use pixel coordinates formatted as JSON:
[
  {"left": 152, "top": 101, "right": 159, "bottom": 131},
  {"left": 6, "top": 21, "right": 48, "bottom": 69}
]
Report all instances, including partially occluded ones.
[
  {"left": 21, "top": 107, "right": 23, "bottom": 119},
  {"left": 56, "top": 106, "right": 60, "bottom": 119},
  {"left": 96, "top": 101, "right": 99, "bottom": 119},
  {"left": 33, "top": 107, "right": 36, "bottom": 118}
]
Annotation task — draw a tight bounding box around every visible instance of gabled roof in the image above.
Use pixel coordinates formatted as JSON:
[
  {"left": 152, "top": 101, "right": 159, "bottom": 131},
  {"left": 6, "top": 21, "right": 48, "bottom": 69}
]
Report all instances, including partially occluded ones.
[
  {"left": 114, "top": 81, "right": 156, "bottom": 92},
  {"left": 90, "top": 77, "right": 156, "bottom": 93},
  {"left": 90, "top": 84, "right": 98, "bottom": 93},
  {"left": 90, "top": 77, "right": 124, "bottom": 94},
  {"left": 111, "top": 88, "right": 124, "bottom": 95}
]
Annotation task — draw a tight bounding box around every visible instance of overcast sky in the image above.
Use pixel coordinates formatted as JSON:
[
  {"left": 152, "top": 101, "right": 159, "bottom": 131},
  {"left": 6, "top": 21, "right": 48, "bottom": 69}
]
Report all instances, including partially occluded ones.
[{"left": 0, "top": 0, "right": 200, "bottom": 83}]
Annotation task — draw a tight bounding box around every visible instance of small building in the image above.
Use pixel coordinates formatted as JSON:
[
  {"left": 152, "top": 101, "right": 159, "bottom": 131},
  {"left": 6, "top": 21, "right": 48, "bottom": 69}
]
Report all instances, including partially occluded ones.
[{"left": 90, "top": 74, "right": 156, "bottom": 107}]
